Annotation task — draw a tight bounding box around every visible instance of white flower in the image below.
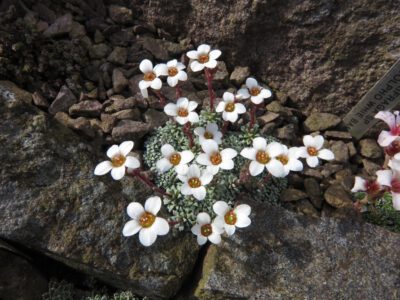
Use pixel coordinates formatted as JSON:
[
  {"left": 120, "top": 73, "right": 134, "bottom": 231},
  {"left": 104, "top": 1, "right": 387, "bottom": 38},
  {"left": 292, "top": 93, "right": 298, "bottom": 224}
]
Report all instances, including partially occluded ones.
[
  {"left": 278, "top": 146, "right": 304, "bottom": 176},
  {"left": 351, "top": 176, "right": 381, "bottom": 194},
  {"left": 178, "top": 165, "right": 213, "bottom": 200},
  {"left": 138, "top": 59, "right": 167, "bottom": 98},
  {"left": 298, "top": 135, "right": 334, "bottom": 167},
  {"left": 215, "top": 92, "right": 246, "bottom": 123},
  {"left": 237, "top": 77, "right": 272, "bottom": 105},
  {"left": 191, "top": 212, "right": 224, "bottom": 245},
  {"left": 194, "top": 123, "right": 222, "bottom": 145},
  {"left": 94, "top": 141, "right": 140, "bottom": 180},
  {"left": 186, "top": 44, "right": 221, "bottom": 72},
  {"left": 375, "top": 111, "right": 400, "bottom": 147},
  {"left": 240, "top": 137, "right": 286, "bottom": 177},
  {"left": 376, "top": 169, "right": 400, "bottom": 210},
  {"left": 164, "top": 97, "right": 199, "bottom": 125},
  {"left": 213, "top": 201, "right": 251, "bottom": 236},
  {"left": 389, "top": 155, "right": 400, "bottom": 172},
  {"left": 122, "top": 196, "right": 169, "bottom": 247},
  {"left": 165, "top": 59, "right": 187, "bottom": 87},
  {"left": 156, "top": 144, "right": 194, "bottom": 175},
  {"left": 196, "top": 140, "right": 237, "bottom": 175}
]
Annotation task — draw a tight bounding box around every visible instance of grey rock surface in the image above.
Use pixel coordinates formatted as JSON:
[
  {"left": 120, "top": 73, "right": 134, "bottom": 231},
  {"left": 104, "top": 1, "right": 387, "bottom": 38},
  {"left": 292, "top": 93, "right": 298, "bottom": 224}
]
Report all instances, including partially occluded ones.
[
  {"left": 193, "top": 199, "right": 400, "bottom": 299},
  {"left": 0, "top": 82, "right": 199, "bottom": 299}
]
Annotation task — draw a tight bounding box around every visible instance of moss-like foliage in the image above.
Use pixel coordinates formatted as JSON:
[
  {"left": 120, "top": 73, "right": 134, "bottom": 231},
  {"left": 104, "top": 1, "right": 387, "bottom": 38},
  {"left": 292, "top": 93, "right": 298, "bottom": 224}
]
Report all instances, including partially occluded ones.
[
  {"left": 143, "top": 110, "right": 287, "bottom": 230},
  {"left": 87, "top": 291, "right": 145, "bottom": 300},
  {"left": 42, "top": 279, "right": 75, "bottom": 300},
  {"left": 363, "top": 192, "right": 400, "bottom": 233}
]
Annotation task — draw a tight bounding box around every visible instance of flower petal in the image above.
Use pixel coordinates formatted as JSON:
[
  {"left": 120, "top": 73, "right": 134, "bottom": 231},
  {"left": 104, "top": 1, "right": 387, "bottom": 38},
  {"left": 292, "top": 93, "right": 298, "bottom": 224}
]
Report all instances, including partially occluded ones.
[
  {"left": 197, "top": 212, "right": 211, "bottom": 225},
  {"left": 378, "top": 131, "right": 398, "bottom": 147},
  {"left": 236, "top": 216, "right": 251, "bottom": 228},
  {"left": 207, "top": 123, "right": 219, "bottom": 133},
  {"left": 153, "top": 217, "right": 170, "bottom": 235},
  {"left": 140, "top": 88, "right": 148, "bottom": 99},
  {"left": 175, "top": 164, "right": 189, "bottom": 175},
  {"left": 266, "top": 159, "right": 286, "bottom": 177},
  {"left": 249, "top": 160, "right": 265, "bottom": 176},
  {"left": 303, "top": 135, "right": 316, "bottom": 147},
  {"left": 193, "top": 186, "right": 207, "bottom": 200},
  {"left": 235, "top": 204, "right": 251, "bottom": 217},
  {"left": 139, "top": 227, "right": 157, "bottom": 247},
  {"left": 161, "top": 144, "right": 175, "bottom": 157},
  {"left": 204, "top": 60, "right": 217, "bottom": 69},
  {"left": 392, "top": 193, "right": 400, "bottom": 210},
  {"left": 127, "top": 202, "right": 145, "bottom": 220},
  {"left": 150, "top": 78, "right": 162, "bottom": 90},
  {"left": 235, "top": 103, "right": 246, "bottom": 114},
  {"left": 139, "top": 59, "right": 153, "bottom": 74},
  {"left": 186, "top": 50, "right": 198, "bottom": 60},
  {"left": 111, "top": 166, "right": 125, "bottom": 180},
  {"left": 266, "top": 142, "right": 284, "bottom": 157},
  {"left": 177, "top": 71, "right": 188, "bottom": 81},
  {"left": 251, "top": 95, "right": 264, "bottom": 105},
  {"left": 318, "top": 149, "right": 334, "bottom": 161},
  {"left": 253, "top": 137, "right": 267, "bottom": 151},
  {"left": 180, "top": 150, "right": 194, "bottom": 164},
  {"left": 376, "top": 170, "right": 393, "bottom": 187},
  {"left": 206, "top": 165, "right": 219, "bottom": 175},
  {"left": 188, "top": 112, "right": 199, "bottom": 123},
  {"left": 286, "top": 158, "right": 303, "bottom": 172},
  {"left": 181, "top": 183, "right": 192, "bottom": 195},
  {"left": 191, "top": 224, "right": 200, "bottom": 235},
  {"left": 224, "top": 224, "right": 236, "bottom": 236},
  {"left": 190, "top": 60, "right": 204, "bottom": 72},
  {"left": 219, "top": 159, "right": 234, "bottom": 170},
  {"left": 154, "top": 63, "right": 168, "bottom": 77},
  {"left": 175, "top": 116, "right": 188, "bottom": 125},
  {"left": 240, "top": 147, "right": 257, "bottom": 160},
  {"left": 145, "top": 196, "right": 161, "bottom": 215},
  {"left": 164, "top": 103, "right": 177, "bottom": 116},
  {"left": 201, "top": 139, "right": 219, "bottom": 154},
  {"left": 297, "top": 146, "right": 309, "bottom": 158},
  {"left": 107, "top": 144, "right": 120, "bottom": 158},
  {"left": 167, "top": 75, "right": 179, "bottom": 87},
  {"left": 94, "top": 161, "right": 113, "bottom": 175},
  {"left": 125, "top": 156, "right": 140, "bottom": 169},
  {"left": 213, "top": 201, "right": 229, "bottom": 216},
  {"left": 139, "top": 80, "right": 152, "bottom": 90},
  {"left": 221, "top": 148, "right": 237, "bottom": 160},
  {"left": 313, "top": 135, "right": 324, "bottom": 150},
  {"left": 246, "top": 77, "right": 258, "bottom": 88},
  {"left": 119, "top": 141, "right": 134, "bottom": 156},
  {"left": 122, "top": 220, "right": 141, "bottom": 236},
  {"left": 177, "top": 97, "right": 188, "bottom": 108},
  {"left": 200, "top": 171, "right": 213, "bottom": 185},
  {"left": 351, "top": 176, "right": 367, "bottom": 193},
  {"left": 198, "top": 44, "right": 211, "bottom": 54},
  {"left": 188, "top": 101, "right": 198, "bottom": 112},
  {"left": 237, "top": 88, "right": 250, "bottom": 99},
  {"left": 196, "top": 153, "right": 211, "bottom": 166},
  {"left": 223, "top": 91, "right": 235, "bottom": 102},
  {"left": 215, "top": 102, "right": 225, "bottom": 114},
  {"left": 197, "top": 235, "right": 208, "bottom": 245},
  {"left": 375, "top": 111, "right": 395, "bottom": 128},
  {"left": 157, "top": 158, "right": 173, "bottom": 173},
  {"left": 208, "top": 232, "right": 221, "bottom": 244},
  {"left": 194, "top": 127, "right": 205, "bottom": 136},
  {"left": 260, "top": 88, "right": 272, "bottom": 99},
  {"left": 306, "top": 156, "right": 320, "bottom": 168},
  {"left": 209, "top": 49, "right": 221, "bottom": 60}
]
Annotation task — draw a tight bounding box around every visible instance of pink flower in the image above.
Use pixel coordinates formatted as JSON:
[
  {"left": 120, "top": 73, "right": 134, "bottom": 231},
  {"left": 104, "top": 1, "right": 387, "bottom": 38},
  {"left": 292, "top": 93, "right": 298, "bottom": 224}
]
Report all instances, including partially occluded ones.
[{"left": 375, "top": 111, "right": 400, "bottom": 147}]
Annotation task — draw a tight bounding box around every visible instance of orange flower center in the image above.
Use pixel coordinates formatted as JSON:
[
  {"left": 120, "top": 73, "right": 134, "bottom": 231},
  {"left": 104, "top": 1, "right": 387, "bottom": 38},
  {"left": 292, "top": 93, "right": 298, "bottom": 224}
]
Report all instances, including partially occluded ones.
[
  {"left": 224, "top": 210, "right": 237, "bottom": 225},
  {"left": 204, "top": 131, "right": 214, "bottom": 139},
  {"left": 250, "top": 87, "right": 260, "bottom": 96},
  {"left": 177, "top": 107, "right": 189, "bottom": 117},
  {"left": 225, "top": 102, "right": 235, "bottom": 112},
  {"left": 111, "top": 154, "right": 126, "bottom": 167},
  {"left": 256, "top": 150, "right": 270, "bottom": 164},
  {"left": 144, "top": 72, "right": 156, "bottom": 81},
  {"left": 276, "top": 154, "right": 289, "bottom": 165},
  {"left": 139, "top": 212, "right": 156, "bottom": 228},
  {"left": 201, "top": 224, "right": 212, "bottom": 237},
  {"left": 188, "top": 177, "right": 201, "bottom": 188},
  {"left": 198, "top": 54, "right": 209, "bottom": 64},
  {"left": 169, "top": 153, "right": 181, "bottom": 166},
  {"left": 168, "top": 67, "right": 178, "bottom": 77},
  {"left": 307, "top": 147, "right": 318, "bottom": 156},
  {"left": 210, "top": 152, "right": 222, "bottom": 165}
]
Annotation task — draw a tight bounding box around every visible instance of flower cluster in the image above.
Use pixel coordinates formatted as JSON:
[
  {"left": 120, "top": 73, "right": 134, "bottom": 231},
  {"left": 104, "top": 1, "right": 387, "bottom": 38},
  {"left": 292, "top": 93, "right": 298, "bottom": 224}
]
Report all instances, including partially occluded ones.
[
  {"left": 94, "top": 44, "right": 335, "bottom": 246},
  {"left": 351, "top": 111, "right": 400, "bottom": 211}
]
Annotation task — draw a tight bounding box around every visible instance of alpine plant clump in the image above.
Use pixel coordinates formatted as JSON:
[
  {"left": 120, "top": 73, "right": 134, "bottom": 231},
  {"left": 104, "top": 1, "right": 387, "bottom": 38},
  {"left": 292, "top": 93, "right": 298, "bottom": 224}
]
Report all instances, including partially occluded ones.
[{"left": 94, "top": 44, "right": 335, "bottom": 246}]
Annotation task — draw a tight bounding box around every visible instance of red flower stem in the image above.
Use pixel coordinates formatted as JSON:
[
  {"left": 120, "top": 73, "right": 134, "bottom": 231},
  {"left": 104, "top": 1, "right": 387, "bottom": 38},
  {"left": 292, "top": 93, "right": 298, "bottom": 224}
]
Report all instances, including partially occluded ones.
[
  {"left": 222, "top": 121, "right": 229, "bottom": 135},
  {"left": 168, "top": 220, "right": 181, "bottom": 226},
  {"left": 183, "top": 123, "right": 195, "bottom": 148},
  {"left": 204, "top": 68, "right": 215, "bottom": 110},
  {"left": 155, "top": 90, "right": 166, "bottom": 107},
  {"left": 175, "top": 84, "right": 183, "bottom": 99},
  {"left": 263, "top": 173, "right": 272, "bottom": 183},
  {"left": 250, "top": 104, "right": 257, "bottom": 128},
  {"left": 127, "top": 169, "right": 170, "bottom": 197}
]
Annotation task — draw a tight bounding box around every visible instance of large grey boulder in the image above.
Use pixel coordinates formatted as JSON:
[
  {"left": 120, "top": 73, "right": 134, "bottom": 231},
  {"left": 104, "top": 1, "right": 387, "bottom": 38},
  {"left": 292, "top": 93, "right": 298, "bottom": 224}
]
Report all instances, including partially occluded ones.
[
  {"left": 192, "top": 199, "right": 400, "bottom": 299},
  {"left": 138, "top": 0, "right": 400, "bottom": 116},
  {"left": 0, "top": 82, "right": 199, "bottom": 299}
]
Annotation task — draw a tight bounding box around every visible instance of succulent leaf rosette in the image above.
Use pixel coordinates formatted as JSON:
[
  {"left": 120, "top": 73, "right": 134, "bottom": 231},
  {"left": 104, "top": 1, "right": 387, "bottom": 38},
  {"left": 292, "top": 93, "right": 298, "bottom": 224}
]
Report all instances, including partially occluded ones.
[{"left": 94, "top": 44, "right": 336, "bottom": 246}]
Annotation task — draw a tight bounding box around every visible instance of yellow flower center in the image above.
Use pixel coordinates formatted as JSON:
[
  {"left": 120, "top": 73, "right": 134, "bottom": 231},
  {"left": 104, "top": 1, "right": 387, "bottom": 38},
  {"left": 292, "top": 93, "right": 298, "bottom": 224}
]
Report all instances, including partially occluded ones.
[
  {"left": 111, "top": 154, "right": 126, "bottom": 167},
  {"left": 256, "top": 150, "right": 270, "bottom": 164},
  {"left": 168, "top": 67, "right": 178, "bottom": 77},
  {"left": 201, "top": 224, "right": 212, "bottom": 237},
  {"left": 198, "top": 54, "right": 209, "bottom": 64},
  {"left": 143, "top": 72, "right": 156, "bottom": 81},
  {"left": 210, "top": 152, "right": 222, "bottom": 165},
  {"left": 250, "top": 87, "right": 260, "bottom": 96},
  {"left": 169, "top": 153, "right": 181, "bottom": 166},
  {"left": 276, "top": 154, "right": 289, "bottom": 165},
  {"left": 139, "top": 212, "right": 156, "bottom": 228},
  {"left": 224, "top": 210, "right": 237, "bottom": 225},
  {"left": 177, "top": 107, "right": 189, "bottom": 117},
  {"left": 225, "top": 102, "right": 235, "bottom": 112},
  {"left": 204, "top": 131, "right": 214, "bottom": 139},
  {"left": 188, "top": 177, "right": 201, "bottom": 188},
  {"left": 307, "top": 147, "right": 318, "bottom": 156}
]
